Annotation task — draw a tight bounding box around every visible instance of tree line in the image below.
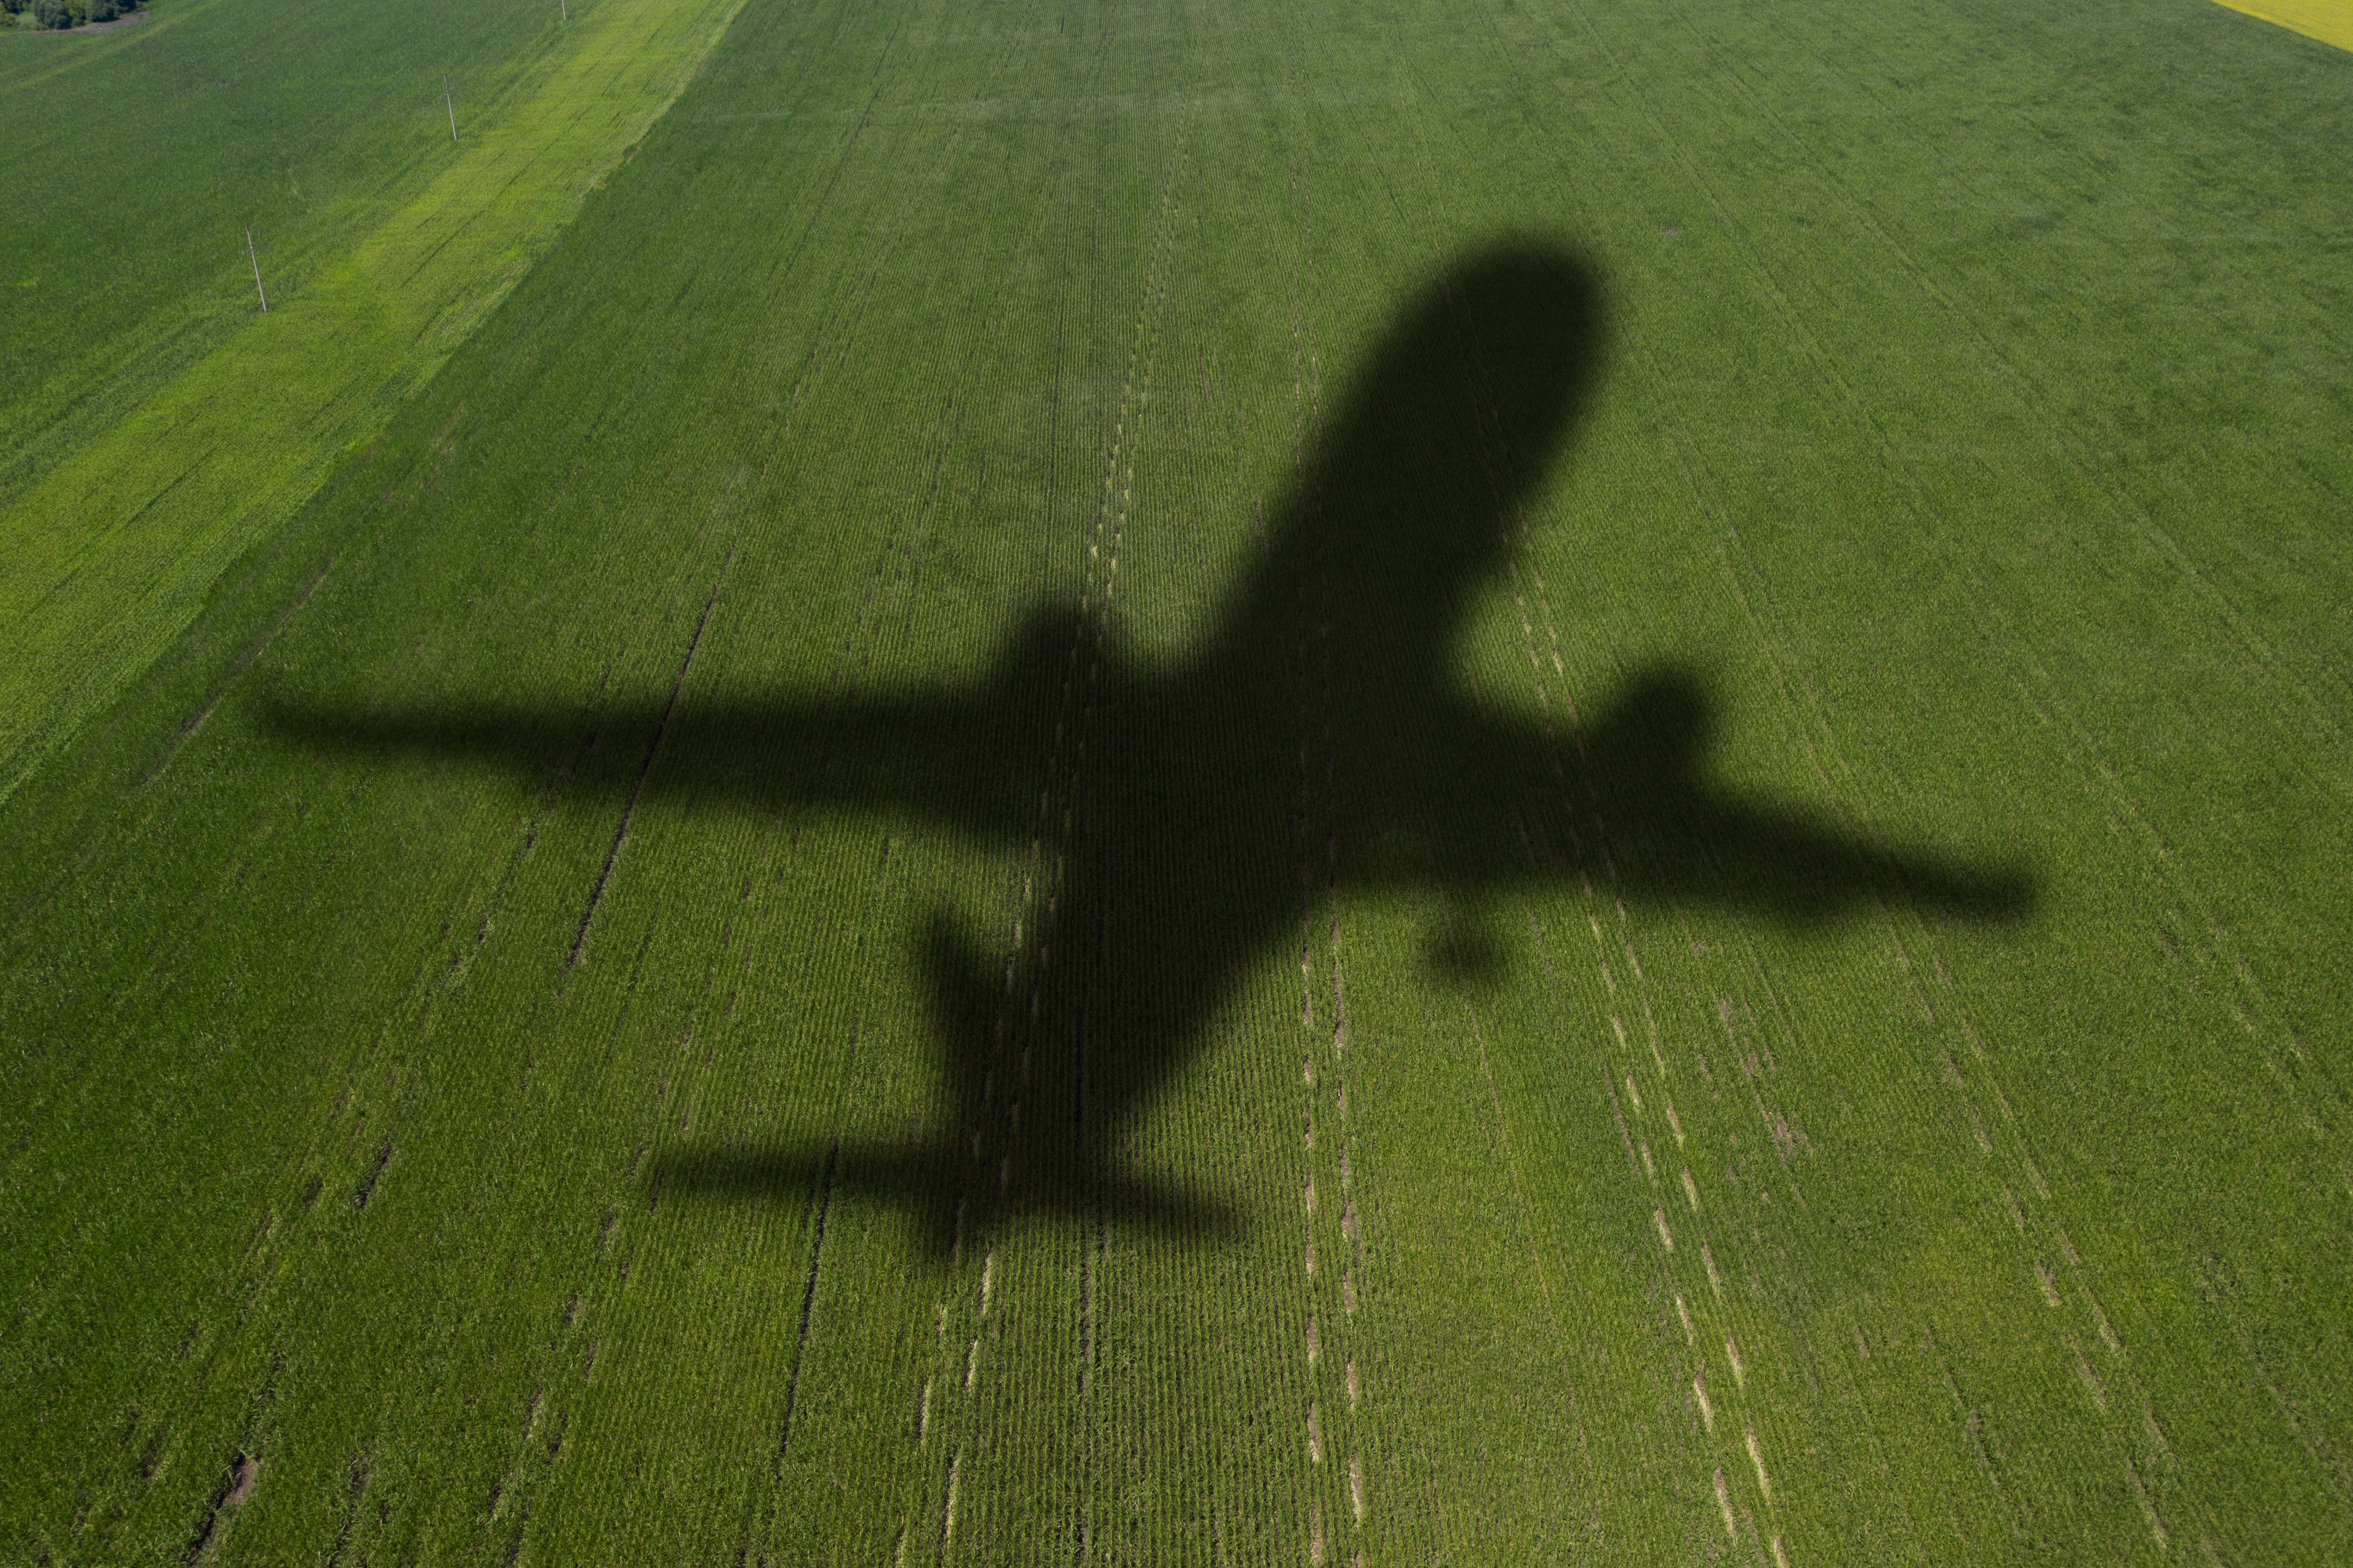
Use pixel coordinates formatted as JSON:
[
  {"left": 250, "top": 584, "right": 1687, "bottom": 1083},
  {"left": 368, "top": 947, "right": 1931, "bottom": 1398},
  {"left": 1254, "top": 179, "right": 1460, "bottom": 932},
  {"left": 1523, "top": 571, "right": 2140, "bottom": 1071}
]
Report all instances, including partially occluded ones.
[{"left": 4, "top": 0, "right": 145, "bottom": 30}]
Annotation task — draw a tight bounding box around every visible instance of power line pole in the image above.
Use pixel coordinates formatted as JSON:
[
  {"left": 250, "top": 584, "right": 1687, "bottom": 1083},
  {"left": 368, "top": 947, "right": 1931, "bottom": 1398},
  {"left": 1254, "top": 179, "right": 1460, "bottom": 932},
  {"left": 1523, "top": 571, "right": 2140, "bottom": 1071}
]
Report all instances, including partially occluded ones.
[
  {"left": 444, "top": 74, "right": 458, "bottom": 141},
  {"left": 246, "top": 226, "right": 268, "bottom": 313},
  {"left": 559, "top": 0, "right": 568, "bottom": 20}
]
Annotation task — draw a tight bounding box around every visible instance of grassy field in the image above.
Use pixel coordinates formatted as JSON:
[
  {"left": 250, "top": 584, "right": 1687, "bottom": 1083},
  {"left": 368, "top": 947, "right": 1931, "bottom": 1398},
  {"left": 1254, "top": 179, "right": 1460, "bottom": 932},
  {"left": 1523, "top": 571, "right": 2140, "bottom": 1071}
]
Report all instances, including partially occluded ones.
[
  {"left": 0, "top": 0, "right": 746, "bottom": 798},
  {"left": 2, "top": 0, "right": 564, "bottom": 503},
  {"left": 3, "top": 0, "right": 2350, "bottom": 1561}
]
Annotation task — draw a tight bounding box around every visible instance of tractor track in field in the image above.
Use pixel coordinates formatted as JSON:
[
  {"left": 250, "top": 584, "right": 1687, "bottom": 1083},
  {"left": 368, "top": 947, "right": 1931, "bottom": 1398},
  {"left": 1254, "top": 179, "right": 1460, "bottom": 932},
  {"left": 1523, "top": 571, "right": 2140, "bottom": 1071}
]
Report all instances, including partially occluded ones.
[
  {"left": 1381, "top": 98, "right": 1794, "bottom": 1549},
  {"left": 38, "top": 63, "right": 929, "bottom": 1494},
  {"left": 726, "top": 204, "right": 1048, "bottom": 1568},
  {"left": 1550, "top": 0, "right": 2347, "bottom": 1154},
  {"left": 1362, "top": 81, "right": 1780, "bottom": 1549},
  {"left": 1427, "top": 0, "right": 2305, "bottom": 1552},
  {"left": 1277, "top": 144, "right": 1381, "bottom": 1568},
  {"left": 826, "top": 31, "right": 1187, "bottom": 1564},
  {"left": 569, "top": 566, "right": 726, "bottom": 965},
  {"left": 546, "top": 61, "right": 1049, "bottom": 1546}
]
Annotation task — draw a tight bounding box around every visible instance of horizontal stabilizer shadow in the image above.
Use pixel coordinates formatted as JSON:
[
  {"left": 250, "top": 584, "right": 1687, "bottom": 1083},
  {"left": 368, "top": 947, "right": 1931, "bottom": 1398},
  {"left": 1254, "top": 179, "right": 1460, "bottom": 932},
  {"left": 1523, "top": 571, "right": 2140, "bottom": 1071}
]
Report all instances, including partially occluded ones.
[
  {"left": 265, "top": 239, "right": 2036, "bottom": 1256},
  {"left": 654, "top": 1141, "right": 1241, "bottom": 1251}
]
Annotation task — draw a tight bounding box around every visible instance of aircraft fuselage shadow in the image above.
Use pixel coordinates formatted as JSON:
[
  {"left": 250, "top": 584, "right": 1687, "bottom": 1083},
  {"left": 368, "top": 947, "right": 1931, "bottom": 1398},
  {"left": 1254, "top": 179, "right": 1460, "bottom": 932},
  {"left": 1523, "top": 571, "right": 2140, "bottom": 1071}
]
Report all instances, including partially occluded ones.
[{"left": 266, "top": 242, "right": 2036, "bottom": 1257}]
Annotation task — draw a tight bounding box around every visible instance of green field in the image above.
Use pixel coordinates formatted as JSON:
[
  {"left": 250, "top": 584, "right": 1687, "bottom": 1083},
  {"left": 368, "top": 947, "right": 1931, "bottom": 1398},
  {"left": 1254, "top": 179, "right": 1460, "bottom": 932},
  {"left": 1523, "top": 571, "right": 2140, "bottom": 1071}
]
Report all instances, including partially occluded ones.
[
  {"left": 4, "top": 0, "right": 2350, "bottom": 1561},
  {"left": 0, "top": 0, "right": 743, "bottom": 797}
]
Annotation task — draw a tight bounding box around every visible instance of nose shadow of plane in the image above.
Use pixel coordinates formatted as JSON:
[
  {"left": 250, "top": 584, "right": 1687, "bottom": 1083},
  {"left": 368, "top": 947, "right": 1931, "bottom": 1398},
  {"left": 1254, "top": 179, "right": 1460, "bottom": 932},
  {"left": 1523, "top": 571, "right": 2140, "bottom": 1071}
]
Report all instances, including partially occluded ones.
[{"left": 265, "top": 239, "right": 2036, "bottom": 1258}]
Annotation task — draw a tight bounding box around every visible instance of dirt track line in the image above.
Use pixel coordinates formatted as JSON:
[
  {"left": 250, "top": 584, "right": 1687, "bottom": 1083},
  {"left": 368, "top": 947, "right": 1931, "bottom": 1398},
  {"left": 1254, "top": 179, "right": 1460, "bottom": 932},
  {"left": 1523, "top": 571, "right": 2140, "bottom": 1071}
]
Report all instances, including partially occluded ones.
[
  {"left": 905, "top": 144, "right": 1185, "bottom": 1567},
  {"left": 568, "top": 566, "right": 724, "bottom": 965},
  {"left": 1885, "top": 922, "right": 2203, "bottom": 1538},
  {"left": 772, "top": 1138, "right": 840, "bottom": 1465}
]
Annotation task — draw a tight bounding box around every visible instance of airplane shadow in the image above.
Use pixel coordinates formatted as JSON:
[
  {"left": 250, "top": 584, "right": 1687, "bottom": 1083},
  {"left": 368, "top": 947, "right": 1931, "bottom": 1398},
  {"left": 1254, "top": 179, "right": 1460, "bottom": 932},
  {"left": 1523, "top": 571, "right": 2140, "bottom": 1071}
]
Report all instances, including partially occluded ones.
[{"left": 265, "top": 241, "right": 2036, "bottom": 1256}]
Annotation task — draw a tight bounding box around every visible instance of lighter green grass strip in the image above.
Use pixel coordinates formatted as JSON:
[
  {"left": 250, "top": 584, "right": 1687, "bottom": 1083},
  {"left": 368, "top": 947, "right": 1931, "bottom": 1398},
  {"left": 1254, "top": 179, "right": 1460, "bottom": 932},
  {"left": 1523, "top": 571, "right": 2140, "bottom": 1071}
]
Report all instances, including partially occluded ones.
[{"left": 0, "top": 0, "right": 747, "bottom": 803}]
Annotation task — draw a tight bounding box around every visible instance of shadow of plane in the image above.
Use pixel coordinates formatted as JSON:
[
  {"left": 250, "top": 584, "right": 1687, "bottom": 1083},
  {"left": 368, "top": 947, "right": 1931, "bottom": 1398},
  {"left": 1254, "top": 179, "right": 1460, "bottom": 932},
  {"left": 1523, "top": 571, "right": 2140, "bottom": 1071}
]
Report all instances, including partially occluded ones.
[{"left": 266, "top": 242, "right": 2034, "bottom": 1252}]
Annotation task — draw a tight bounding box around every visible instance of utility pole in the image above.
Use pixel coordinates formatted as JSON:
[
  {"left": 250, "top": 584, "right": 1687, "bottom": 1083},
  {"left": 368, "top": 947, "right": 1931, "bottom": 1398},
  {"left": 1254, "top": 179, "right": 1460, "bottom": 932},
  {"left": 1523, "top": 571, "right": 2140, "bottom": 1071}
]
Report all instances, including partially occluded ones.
[
  {"left": 559, "top": 0, "right": 568, "bottom": 20},
  {"left": 246, "top": 226, "right": 268, "bottom": 313},
  {"left": 444, "top": 75, "right": 458, "bottom": 141}
]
